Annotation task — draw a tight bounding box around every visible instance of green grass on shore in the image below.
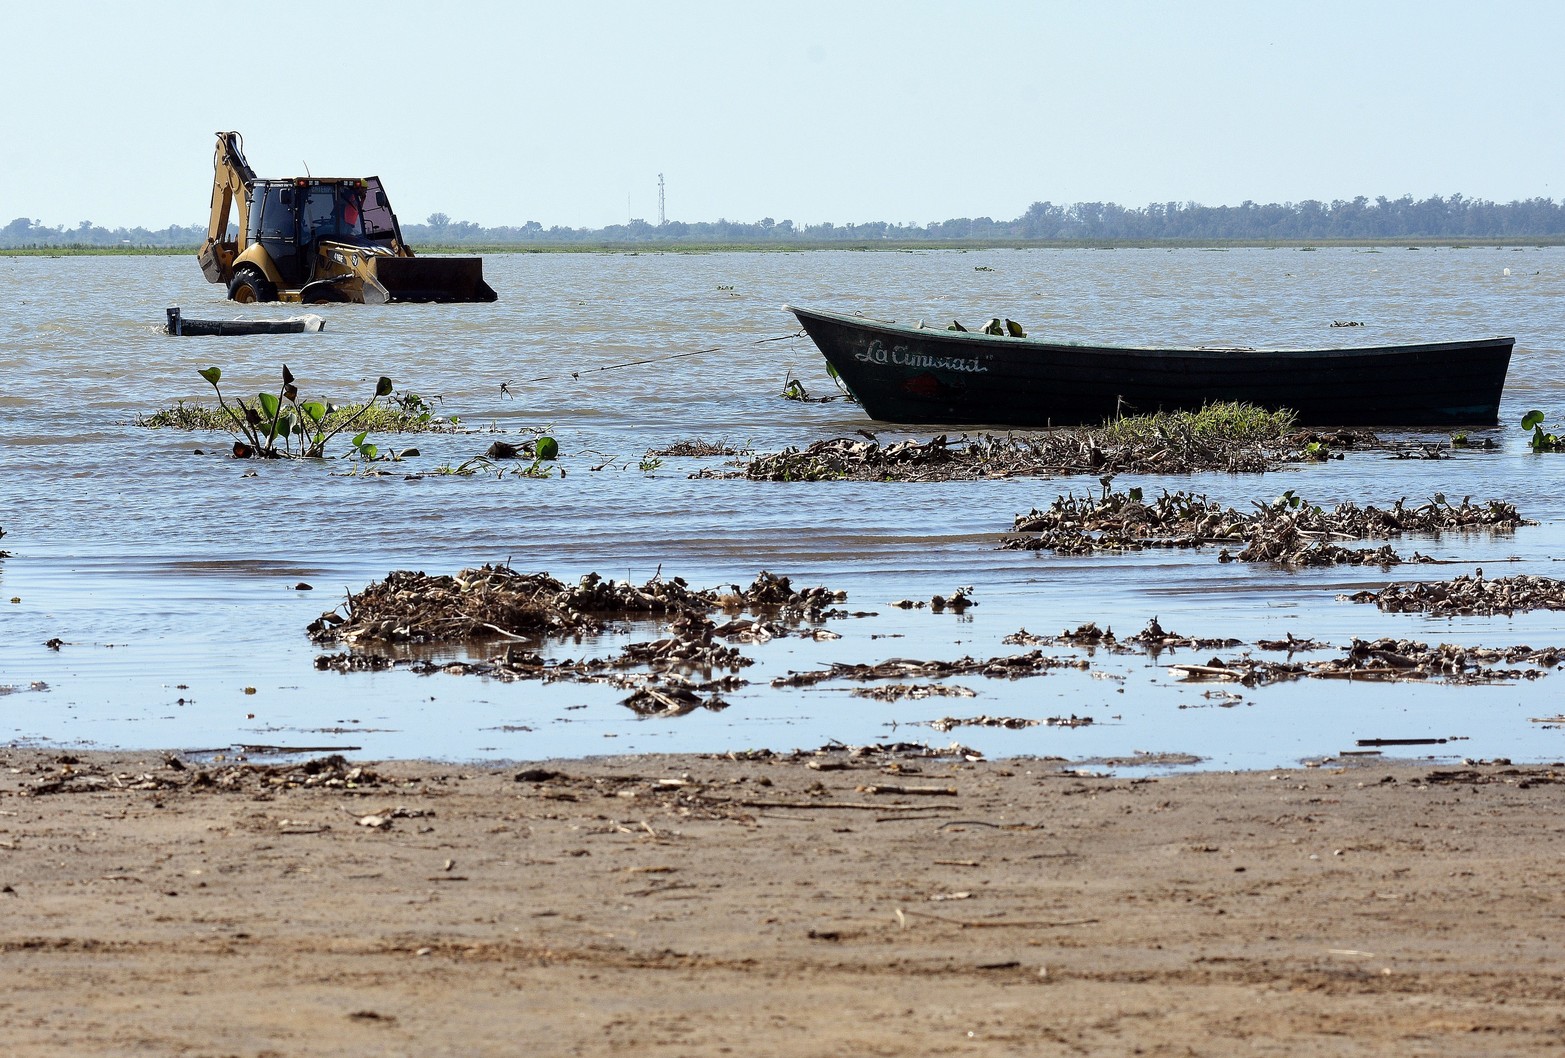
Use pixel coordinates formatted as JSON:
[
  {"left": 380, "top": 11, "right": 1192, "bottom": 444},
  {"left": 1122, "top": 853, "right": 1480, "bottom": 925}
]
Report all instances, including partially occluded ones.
[{"left": 7, "top": 236, "right": 1564, "bottom": 258}]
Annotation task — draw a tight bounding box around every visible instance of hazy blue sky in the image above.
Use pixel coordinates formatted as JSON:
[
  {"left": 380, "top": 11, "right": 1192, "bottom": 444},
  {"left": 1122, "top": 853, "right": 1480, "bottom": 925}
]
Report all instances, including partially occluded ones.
[{"left": 4, "top": 0, "right": 1560, "bottom": 230}]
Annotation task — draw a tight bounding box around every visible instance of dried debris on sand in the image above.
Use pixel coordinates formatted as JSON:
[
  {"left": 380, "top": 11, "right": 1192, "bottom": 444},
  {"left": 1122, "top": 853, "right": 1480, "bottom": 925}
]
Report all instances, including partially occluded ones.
[
  {"left": 1348, "top": 571, "right": 1565, "bottom": 616},
  {"left": 1002, "top": 488, "right": 1528, "bottom": 567},
  {"left": 13, "top": 753, "right": 394, "bottom": 798}
]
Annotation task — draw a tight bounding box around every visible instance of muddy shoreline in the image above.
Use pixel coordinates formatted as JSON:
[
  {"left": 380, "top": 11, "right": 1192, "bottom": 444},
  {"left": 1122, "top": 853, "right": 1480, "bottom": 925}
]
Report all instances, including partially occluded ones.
[{"left": 4, "top": 745, "right": 1562, "bottom": 1056}]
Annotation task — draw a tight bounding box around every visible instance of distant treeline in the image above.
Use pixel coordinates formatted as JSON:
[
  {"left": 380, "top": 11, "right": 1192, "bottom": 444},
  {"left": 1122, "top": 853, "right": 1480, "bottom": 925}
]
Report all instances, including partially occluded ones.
[
  {"left": 6, "top": 194, "right": 1565, "bottom": 249},
  {"left": 1, "top": 217, "right": 209, "bottom": 249}
]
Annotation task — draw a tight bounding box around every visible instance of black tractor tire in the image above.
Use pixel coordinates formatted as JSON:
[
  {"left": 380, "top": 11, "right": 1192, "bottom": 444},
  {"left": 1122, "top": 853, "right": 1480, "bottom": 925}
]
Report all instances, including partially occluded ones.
[
  {"left": 228, "top": 266, "right": 278, "bottom": 304},
  {"left": 299, "top": 278, "right": 351, "bottom": 304}
]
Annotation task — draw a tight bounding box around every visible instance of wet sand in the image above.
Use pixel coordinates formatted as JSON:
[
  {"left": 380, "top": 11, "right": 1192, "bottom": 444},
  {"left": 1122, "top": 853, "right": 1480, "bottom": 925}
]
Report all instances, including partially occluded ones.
[{"left": 3, "top": 746, "right": 1563, "bottom": 1056}]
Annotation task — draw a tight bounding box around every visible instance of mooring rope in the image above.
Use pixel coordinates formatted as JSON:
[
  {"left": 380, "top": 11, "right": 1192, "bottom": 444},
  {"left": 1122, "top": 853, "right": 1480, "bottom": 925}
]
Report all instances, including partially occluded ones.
[{"left": 501, "top": 330, "right": 804, "bottom": 395}]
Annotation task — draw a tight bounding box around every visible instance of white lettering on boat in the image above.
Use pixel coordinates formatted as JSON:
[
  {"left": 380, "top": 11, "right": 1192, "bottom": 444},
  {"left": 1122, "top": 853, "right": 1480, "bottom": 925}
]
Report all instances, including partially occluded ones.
[{"left": 855, "top": 340, "right": 988, "bottom": 374}]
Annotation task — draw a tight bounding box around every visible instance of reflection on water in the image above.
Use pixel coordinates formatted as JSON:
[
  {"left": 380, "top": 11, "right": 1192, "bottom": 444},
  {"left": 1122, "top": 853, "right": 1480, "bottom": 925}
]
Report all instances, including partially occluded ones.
[{"left": 2, "top": 248, "right": 1564, "bottom": 769}]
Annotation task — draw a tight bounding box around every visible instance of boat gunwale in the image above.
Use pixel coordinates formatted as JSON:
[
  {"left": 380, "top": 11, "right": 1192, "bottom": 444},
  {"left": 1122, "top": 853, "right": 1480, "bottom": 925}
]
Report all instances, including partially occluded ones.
[{"left": 782, "top": 303, "right": 1516, "bottom": 359}]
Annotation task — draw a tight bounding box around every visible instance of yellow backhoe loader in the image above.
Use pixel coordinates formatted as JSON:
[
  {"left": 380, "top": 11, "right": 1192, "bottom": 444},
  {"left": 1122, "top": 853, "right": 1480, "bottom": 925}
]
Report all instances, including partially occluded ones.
[{"left": 197, "top": 131, "right": 496, "bottom": 304}]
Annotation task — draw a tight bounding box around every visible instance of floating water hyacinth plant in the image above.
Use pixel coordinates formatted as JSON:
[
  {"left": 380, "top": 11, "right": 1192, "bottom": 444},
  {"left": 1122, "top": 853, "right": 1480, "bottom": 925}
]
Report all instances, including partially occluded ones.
[{"left": 194, "top": 364, "right": 396, "bottom": 458}]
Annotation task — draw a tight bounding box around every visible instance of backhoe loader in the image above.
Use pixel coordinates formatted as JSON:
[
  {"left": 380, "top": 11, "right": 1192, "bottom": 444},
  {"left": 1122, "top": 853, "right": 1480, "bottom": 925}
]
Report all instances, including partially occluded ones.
[{"left": 197, "top": 131, "right": 496, "bottom": 304}]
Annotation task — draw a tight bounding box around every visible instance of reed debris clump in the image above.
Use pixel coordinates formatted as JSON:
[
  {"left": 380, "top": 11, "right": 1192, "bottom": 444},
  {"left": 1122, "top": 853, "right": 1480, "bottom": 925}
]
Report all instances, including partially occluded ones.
[
  {"left": 309, "top": 567, "right": 845, "bottom": 646},
  {"left": 1350, "top": 572, "right": 1565, "bottom": 616},
  {"left": 921, "top": 714, "right": 1093, "bottom": 732},
  {"left": 771, "top": 650, "right": 1088, "bottom": 688},
  {"left": 1003, "top": 617, "right": 1239, "bottom": 654},
  {"left": 702, "top": 404, "right": 1323, "bottom": 482},
  {"left": 1171, "top": 637, "right": 1564, "bottom": 686},
  {"left": 647, "top": 439, "right": 741, "bottom": 458},
  {"left": 310, "top": 568, "right": 849, "bottom": 716},
  {"left": 1003, "top": 488, "right": 1530, "bottom": 567}
]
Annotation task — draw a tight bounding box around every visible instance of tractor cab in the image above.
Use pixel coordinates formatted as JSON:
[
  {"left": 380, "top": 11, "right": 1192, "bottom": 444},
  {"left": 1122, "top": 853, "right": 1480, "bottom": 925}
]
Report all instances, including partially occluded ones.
[{"left": 246, "top": 178, "right": 403, "bottom": 289}]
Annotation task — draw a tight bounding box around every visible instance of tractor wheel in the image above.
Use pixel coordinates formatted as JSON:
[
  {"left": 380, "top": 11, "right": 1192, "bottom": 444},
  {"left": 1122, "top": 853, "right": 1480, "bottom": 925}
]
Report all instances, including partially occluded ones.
[
  {"left": 228, "top": 266, "right": 277, "bottom": 304},
  {"left": 300, "top": 278, "right": 350, "bottom": 304}
]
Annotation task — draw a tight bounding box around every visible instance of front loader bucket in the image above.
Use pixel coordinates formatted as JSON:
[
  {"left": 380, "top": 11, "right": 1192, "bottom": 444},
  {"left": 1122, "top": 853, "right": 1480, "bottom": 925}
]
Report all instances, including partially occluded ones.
[{"left": 365, "top": 256, "right": 498, "bottom": 304}]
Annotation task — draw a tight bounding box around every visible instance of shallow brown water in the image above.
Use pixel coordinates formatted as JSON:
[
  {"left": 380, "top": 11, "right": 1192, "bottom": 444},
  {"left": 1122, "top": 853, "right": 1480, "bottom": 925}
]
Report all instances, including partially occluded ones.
[{"left": 2, "top": 247, "right": 1564, "bottom": 768}]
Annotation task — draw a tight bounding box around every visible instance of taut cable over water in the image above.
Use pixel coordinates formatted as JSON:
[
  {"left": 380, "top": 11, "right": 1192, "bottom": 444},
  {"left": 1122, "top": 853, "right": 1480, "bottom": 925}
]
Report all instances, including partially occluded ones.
[{"left": 500, "top": 330, "right": 804, "bottom": 395}]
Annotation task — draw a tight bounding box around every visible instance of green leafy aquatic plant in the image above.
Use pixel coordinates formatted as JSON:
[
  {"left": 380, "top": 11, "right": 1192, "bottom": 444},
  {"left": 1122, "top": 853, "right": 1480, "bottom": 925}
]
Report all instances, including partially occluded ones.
[
  {"left": 437, "top": 435, "right": 563, "bottom": 477},
  {"left": 387, "top": 389, "right": 460, "bottom": 430},
  {"left": 781, "top": 370, "right": 852, "bottom": 404},
  {"left": 436, "top": 455, "right": 561, "bottom": 478},
  {"left": 198, "top": 364, "right": 397, "bottom": 459},
  {"left": 136, "top": 391, "right": 455, "bottom": 435},
  {"left": 349, "top": 430, "right": 416, "bottom": 463},
  {"left": 1522, "top": 410, "right": 1564, "bottom": 452},
  {"left": 781, "top": 372, "right": 810, "bottom": 401}
]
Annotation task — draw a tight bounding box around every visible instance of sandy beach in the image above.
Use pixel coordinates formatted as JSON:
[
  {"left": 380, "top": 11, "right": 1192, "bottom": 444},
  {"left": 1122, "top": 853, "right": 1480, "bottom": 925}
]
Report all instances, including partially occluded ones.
[{"left": 3, "top": 745, "right": 1562, "bottom": 1056}]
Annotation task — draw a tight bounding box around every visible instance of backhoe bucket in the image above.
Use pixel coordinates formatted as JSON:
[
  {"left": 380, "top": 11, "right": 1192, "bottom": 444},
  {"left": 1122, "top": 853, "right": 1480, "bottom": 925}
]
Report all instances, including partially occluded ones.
[{"left": 363, "top": 256, "right": 498, "bottom": 304}]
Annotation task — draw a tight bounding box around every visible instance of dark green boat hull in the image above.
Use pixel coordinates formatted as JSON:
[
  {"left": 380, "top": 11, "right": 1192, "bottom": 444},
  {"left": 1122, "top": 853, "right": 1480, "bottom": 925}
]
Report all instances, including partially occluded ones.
[{"left": 786, "top": 304, "right": 1513, "bottom": 428}]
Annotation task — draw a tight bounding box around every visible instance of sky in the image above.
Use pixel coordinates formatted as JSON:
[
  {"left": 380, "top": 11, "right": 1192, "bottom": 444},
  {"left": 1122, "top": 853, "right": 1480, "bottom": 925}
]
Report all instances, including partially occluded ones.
[{"left": 3, "top": 0, "right": 1561, "bottom": 231}]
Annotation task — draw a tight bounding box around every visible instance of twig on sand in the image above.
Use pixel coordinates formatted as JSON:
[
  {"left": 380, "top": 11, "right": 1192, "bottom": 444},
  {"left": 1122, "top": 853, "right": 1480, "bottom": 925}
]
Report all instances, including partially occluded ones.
[
  {"left": 713, "top": 797, "right": 955, "bottom": 812},
  {"left": 856, "top": 784, "right": 958, "bottom": 796},
  {"left": 896, "top": 908, "right": 1100, "bottom": 929}
]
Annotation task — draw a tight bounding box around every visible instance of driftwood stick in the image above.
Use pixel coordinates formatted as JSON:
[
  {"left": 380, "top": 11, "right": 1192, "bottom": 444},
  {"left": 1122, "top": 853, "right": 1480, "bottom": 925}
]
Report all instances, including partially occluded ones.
[
  {"left": 452, "top": 615, "right": 531, "bottom": 641},
  {"left": 1169, "top": 664, "right": 1247, "bottom": 680},
  {"left": 897, "top": 907, "right": 1100, "bottom": 929},
  {"left": 1314, "top": 667, "right": 1418, "bottom": 680},
  {"left": 855, "top": 784, "right": 958, "bottom": 796},
  {"left": 713, "top": 798, "right": 956, "bottom": 812}
]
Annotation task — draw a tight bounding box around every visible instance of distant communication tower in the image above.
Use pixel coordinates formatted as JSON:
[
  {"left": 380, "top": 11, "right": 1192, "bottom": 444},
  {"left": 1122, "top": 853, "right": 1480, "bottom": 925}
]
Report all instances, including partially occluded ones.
[{"left": 658, "top": 173, "right": 666, "bottom": 227}]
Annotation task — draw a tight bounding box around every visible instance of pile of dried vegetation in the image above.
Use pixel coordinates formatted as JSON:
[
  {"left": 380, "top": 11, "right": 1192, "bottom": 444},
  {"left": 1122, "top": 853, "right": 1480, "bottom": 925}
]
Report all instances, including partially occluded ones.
[
  {"left": 770, "top": 650, "right": 1089, "bottom": 688},
  {"left": 309, "top": 567, "right": 846, "bottom": 646},
  {"left": 1002, "top": 488, "right": 1529, "bottom": 567},
  {"left": 1348, "top": 571, "right": 1565, "bottom": 616},
  {"left": 15, "top": 753, "right": 394, "bottom": 798},
  {"left": 646, "top": 439, "right": 741, "bottom": 458},
  {"left": 1003, "top": 617, "right": 1242, "bottom": 653},
  {"left": 309, "top": 568, "right": 851, "bottom": 717},
  {"left": 696, "top": 404, "right": 1332, "bottom": 482},
  {"left": 1170, "top": 637, "right": 1565, "bottom": 686}
]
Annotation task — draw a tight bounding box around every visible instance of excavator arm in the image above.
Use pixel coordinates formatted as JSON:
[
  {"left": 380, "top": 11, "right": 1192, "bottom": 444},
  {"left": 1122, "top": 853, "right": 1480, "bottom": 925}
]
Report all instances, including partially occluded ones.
[{"left": 197, "top": 131, "right": 256, "bottom": 285}]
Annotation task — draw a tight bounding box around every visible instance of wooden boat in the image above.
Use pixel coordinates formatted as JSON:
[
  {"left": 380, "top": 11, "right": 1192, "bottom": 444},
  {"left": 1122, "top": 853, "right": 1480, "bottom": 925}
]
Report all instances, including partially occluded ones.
[
  {"left": 163, "top": 306, "right": 325, "bottom": 336},
  {"left": 784, "top": 304, "right": 1514, "bottom": 428}
]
